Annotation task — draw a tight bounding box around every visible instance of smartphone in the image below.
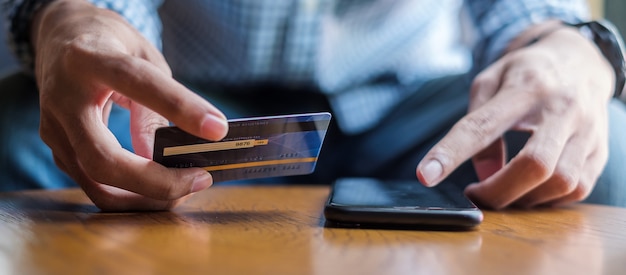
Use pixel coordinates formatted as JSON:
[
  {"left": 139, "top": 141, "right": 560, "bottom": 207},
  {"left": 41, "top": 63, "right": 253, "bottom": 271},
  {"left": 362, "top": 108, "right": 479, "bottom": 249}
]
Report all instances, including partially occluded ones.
[{"left": 324, "top": 178, "right": 483, "bottom": 230}]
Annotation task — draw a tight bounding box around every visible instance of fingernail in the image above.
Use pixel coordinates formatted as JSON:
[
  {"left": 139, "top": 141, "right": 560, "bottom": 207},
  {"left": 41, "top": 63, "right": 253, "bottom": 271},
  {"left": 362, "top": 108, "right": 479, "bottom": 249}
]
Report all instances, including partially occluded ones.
[
  {"left": 420, "top": 159, "right": 443, "bottom": 186},
  {"left": 190, "top": 173, "right": 213, "bottom": 193},
  {"left": 202, "top": 114, "right": 228, "bottom": 140}
]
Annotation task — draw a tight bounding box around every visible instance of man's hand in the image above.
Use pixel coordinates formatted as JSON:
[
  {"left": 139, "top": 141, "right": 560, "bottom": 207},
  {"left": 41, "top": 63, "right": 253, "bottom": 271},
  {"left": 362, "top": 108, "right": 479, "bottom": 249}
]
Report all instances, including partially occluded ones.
[
  {"left": 416, "top": 21, "right": 614, "bottom": 209},
  {"left": 32, "top": 0, "right": 228, "bottom": 211}
]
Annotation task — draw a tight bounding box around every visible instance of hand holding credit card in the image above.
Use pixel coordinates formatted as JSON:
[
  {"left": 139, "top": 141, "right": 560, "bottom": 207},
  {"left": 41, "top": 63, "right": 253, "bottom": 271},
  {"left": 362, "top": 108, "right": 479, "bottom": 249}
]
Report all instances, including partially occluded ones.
[{"left": 153, "top": 112, "right": 331, "bottom": 183}]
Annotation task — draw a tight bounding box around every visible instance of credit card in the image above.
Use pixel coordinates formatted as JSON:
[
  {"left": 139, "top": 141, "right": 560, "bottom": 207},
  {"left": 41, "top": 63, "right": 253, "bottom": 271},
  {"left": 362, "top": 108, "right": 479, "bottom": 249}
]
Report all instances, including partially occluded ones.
[{"left": 153, "top": 112, "right": 332, "bottom": 183}]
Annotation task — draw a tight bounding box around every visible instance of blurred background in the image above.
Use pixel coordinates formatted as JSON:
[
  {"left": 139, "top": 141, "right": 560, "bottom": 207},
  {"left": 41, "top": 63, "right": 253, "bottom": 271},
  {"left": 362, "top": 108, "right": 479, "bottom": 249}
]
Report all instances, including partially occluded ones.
[
  {"left": 0, "top": 22, "right": 17, "bottom": 75},
  {"left": 0, "top": 0, "right": 622, "bottom": 75}
]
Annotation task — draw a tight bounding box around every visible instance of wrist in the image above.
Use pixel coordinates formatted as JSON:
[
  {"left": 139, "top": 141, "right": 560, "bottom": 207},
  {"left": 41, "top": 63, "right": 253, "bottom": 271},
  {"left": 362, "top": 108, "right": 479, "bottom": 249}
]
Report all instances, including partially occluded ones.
[
  {"left": 569, "top": 20, "right": 626, "bottom": 98},
  {"left": 31, "top": 0, "right": 95, "bottom": 50},
  {"left": 508, "top": 20, "right": 626, "bottom": 99},
  {"left": 8, "top": 0, "right": 57, "bottom": 70}
]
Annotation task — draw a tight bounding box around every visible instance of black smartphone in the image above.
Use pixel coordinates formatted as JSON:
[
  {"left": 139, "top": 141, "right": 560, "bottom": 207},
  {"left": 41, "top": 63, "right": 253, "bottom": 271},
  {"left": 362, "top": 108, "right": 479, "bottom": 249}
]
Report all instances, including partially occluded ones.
[{"left": 324, "top": 178, "right": 483, "bottom": 230}]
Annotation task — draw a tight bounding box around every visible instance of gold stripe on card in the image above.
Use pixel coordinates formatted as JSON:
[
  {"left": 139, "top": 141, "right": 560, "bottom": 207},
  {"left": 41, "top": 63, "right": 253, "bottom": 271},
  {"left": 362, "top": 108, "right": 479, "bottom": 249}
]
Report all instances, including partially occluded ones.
[
  {"left": 203, "top": 157, "right": 317, "bottom": 171},
  {"left": 163, "top": 139, "right": 269, "bottom": 156}
]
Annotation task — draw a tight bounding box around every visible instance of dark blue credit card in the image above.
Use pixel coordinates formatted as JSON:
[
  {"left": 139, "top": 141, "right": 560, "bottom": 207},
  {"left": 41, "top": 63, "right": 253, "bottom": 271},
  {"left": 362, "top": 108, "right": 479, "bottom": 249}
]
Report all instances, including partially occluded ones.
[{"left": 153, "top": 112, "right": 332, "bottom": 183}]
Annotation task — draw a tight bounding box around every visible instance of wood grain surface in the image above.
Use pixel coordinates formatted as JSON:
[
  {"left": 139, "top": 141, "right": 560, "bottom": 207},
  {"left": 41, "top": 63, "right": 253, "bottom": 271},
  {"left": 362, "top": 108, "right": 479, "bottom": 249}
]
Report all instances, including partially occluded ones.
[{"left": 1, "top": 185, "right": 625, "bottom": 275}]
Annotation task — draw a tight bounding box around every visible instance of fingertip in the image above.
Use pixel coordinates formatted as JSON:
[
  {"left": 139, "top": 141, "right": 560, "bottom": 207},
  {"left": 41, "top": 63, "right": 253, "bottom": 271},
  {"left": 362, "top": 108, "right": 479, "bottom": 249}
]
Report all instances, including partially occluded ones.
[
  {"left": 417, "top": 159, "right": 443, "bottom": 187},
  {"left": 201, "top": 114, "right": 229, "bottom": 141},
  {"left": 190, "top": 172, "right": 213, "bottom": 193},
  {"left": 463, "top": 183, "right": 481, "bottom": 202},
  {"left": 416, "top": 169, "right": 433, "bottom": 187},
  {"left": 464, "top": 183, "right": 508, "bottom": 210}
]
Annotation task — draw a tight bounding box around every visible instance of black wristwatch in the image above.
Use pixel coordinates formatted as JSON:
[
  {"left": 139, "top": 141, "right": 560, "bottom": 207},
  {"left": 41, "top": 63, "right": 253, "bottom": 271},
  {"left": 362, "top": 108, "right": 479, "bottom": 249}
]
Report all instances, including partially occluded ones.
[{"left": 568, "top": 20, "right": 626, "bottom": 98}]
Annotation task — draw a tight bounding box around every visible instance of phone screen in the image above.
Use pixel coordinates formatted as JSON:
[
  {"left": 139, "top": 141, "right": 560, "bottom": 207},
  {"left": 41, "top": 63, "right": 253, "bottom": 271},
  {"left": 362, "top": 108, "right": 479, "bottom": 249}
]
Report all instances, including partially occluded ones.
[
  {"left": 324, "top": 178, "right": 482, "bottom": 229},
  {"left": 329, "top": 178, "right": 475, "bottom": 209}
]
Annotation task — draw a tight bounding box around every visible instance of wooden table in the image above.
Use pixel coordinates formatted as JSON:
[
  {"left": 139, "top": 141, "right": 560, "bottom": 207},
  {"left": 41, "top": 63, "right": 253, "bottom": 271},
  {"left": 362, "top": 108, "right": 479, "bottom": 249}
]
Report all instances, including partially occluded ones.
[{"left": 1, "top": 185, "right": 625, "bottom": 275}]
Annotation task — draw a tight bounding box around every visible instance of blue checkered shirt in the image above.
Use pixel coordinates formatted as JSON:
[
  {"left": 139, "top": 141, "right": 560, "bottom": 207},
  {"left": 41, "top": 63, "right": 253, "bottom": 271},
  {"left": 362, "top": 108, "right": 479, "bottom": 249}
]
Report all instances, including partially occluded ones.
[{"left": 4, "top": 0, "right": 589, "bottom": 133}]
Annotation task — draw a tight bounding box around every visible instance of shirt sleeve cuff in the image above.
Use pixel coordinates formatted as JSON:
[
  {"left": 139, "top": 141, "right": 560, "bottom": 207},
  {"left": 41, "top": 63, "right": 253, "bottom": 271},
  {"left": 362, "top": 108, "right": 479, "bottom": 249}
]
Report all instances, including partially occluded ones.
[
  {"left": 469, "top": 1, "right": 590, "bottom": 76},
  {"left": 4, "top": 0, "right": 163, "bottom": 72}
]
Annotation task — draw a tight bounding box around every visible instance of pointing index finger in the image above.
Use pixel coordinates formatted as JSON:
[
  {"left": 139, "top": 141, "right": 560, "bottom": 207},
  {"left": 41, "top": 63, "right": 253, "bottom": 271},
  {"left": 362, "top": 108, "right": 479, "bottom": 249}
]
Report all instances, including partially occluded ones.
[
  {"left": 92, "top": 53, "right": 229, "bottom": 141},
  {"left": 417, "top": 90, "right": 533, "bottom": 186}
]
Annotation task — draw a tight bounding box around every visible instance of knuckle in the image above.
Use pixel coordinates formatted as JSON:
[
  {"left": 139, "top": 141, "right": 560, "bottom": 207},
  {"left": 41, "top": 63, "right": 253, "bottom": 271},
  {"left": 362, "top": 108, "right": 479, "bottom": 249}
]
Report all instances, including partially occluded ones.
[
  {"left": 520, "top": 68, "right": 544, "bottom": 88},
  {"left": 91, "top": 195, "right": 119, "bottom": 212},
  {"left": 133, "top": 179, "right": 183, "bottom": 202},
  {"left": 107, "top": 56, "right": 143, "bottom": 83},
  {"left": 154, "top": 170, "right": 187, "bottom": 200},
  {"left": 77, "top": 180, "right": 124, "bottom": 211},
  {"left": 514, "top": 69, "right": 556, "bottom": 99},
  {"left": 61, "top": 34, "right": 99, "bottom": 68},
  {"left": 156, "top": 182, "right": 179, "bottom": 201},
  {"left": 469, "top": 76, "right": 497, "bottom": 110},
  {"left": 544, "top": 92, "right": 579, "bottom": 117},
  {"left": 80, "top": 149, "right": 117, "bottom": 184},
  {"left": 457, "top": 113, "right": 496, "bottom": 147},
  {"left": 471, "top": 73, "right": 496, "bottom": 96},
  {"left": 141, "top": 171, "right": 189, "bottom": 200},
  {"left": 514, "top": 69, "right": 583, "bottom": 119},
  {"left": 569, "top": 184, "right": 592, "bottom": 202},
  {"left": 138, "top": 115, "right": 169, "bottom": 137},
  {"left": 516, "top": 153, "right": 553, "bottom": 182},
  {"left": 550, "top": 169, "right": 578, "bottom": 195}
]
